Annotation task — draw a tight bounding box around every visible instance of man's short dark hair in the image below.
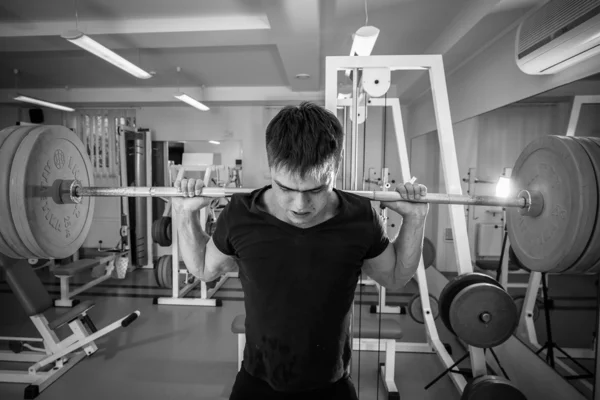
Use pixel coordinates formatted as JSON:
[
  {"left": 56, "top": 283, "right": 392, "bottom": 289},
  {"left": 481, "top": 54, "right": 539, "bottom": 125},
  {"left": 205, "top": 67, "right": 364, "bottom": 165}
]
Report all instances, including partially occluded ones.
[{"left": 265, "top": 102, "right": 344, "bottom": 180}]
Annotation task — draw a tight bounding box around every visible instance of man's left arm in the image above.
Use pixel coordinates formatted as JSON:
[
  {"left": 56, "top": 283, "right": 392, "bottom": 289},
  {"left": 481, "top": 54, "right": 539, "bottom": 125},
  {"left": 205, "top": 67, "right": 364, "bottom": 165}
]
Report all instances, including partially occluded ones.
[{"left": 362, "top": 179, "right": 429, "bottom": 290}]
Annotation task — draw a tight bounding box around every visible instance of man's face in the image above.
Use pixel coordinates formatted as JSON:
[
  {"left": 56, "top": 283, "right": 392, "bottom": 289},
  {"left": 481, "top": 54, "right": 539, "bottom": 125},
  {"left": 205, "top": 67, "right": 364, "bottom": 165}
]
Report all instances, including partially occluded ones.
[{"left": 270, "top": 165, "right": 336, "bottom": 227}]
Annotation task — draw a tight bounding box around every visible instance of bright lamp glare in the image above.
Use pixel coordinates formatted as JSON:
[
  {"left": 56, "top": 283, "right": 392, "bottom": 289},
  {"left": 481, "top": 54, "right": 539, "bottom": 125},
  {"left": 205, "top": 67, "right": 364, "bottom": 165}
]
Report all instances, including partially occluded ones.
[
  {"left": 209, "top": 140, "right": 220, "bottom": 145},
  {"left": 496, "top": 177, "right": 511, "bottom": 198}
]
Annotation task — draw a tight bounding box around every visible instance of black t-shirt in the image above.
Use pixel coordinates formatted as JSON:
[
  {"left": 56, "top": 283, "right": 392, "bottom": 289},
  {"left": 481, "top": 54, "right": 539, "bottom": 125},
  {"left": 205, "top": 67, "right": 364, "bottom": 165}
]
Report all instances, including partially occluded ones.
[{"left": 212, "top": 185, "right": 389, "bottom": 392}]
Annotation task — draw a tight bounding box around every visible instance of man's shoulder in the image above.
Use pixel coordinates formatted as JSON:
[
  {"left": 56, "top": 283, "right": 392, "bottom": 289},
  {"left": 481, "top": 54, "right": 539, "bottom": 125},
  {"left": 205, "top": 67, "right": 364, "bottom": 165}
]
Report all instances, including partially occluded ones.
[
  {"left": 335, "top": 188, "right": 376, "bottom": 221},
  {"left": 226, "top": 185, "right": 269, "bottom": 213},
  {"left": 336, "top": 188, "right": 373, "bottom": 209}
]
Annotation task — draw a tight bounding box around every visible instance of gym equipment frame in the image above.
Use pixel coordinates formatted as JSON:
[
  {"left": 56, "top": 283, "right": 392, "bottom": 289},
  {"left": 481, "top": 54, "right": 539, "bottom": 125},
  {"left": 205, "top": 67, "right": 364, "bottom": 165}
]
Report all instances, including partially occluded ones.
[
  {"left": 153, "top": 164, "right": 238, "bottom": 307},
  {"left": 324, "top": 54, "right": 588, "bottom": 400}
]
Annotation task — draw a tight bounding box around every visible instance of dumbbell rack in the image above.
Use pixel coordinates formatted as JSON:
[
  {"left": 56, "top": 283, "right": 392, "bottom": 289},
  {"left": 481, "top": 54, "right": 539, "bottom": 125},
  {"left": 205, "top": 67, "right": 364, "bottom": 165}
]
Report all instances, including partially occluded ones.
[{"left": 154, "top": 164, "right": 238, "bottom": 307}]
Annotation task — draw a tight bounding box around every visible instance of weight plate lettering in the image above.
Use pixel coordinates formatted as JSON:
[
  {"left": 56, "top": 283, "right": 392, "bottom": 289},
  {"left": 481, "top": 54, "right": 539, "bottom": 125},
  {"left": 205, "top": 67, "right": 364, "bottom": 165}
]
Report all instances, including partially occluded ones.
[
  {"left": 507, "top": 135, "right": 598, "bottom": 273},
  {"left": 10, "top": 126, "right": 95, "bottom": 259}
]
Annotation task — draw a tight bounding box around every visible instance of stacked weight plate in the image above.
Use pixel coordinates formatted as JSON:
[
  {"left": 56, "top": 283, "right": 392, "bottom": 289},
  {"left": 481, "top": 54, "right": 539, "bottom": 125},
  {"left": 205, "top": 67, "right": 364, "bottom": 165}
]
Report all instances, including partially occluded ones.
[
  {"left": 561, "top": 137, "right": 600, "bottom": 273},
  {"left": 0, "top": 125, "right": 95, "bottom": 260},
  {"left": 439, "top": 273, "right": 519, "bottom": 348},
  {"left": 154, "top": 255, "right": 173, "bottom": 288},
  {"left": 507, "top": 135, "right": 600, "bottom": 273}
]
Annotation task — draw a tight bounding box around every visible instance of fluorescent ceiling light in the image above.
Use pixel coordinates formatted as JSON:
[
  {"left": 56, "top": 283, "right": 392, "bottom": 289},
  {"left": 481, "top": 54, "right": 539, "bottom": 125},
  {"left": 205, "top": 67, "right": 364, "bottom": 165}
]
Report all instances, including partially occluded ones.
[
  {"left": 350, "top": 26, "right": 380, "bottom": 56},
  {"left": 174, "top": 93, "right": 210, "bottom": 111},
  {"left": 14, "top": 94, "right": 75, "bottom": 112},
  {"left": 345, "top": 25, "right": 380, "bottom": 78},
  {"left": 62, "top": 30, "right": 152, "bottom": 79},
  {"left": 209, "top": 140, "right": 220, "bottom": 145}
]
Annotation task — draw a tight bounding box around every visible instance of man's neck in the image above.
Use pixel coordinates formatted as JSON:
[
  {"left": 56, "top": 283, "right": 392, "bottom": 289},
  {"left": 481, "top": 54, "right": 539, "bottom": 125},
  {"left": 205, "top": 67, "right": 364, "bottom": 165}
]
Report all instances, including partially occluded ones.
[{"left": 260, "top": 187, "right": 340, "bottom": 228}]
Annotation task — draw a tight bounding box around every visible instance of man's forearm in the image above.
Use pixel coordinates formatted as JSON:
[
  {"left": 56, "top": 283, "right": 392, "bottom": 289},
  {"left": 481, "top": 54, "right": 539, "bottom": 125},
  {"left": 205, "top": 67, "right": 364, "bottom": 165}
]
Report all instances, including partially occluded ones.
[
  {"left": 391, "top": 216, "right": 426, "bottom": 289},
  {"left": 176, "top": 209, "right": 210, "bottom": 280}
]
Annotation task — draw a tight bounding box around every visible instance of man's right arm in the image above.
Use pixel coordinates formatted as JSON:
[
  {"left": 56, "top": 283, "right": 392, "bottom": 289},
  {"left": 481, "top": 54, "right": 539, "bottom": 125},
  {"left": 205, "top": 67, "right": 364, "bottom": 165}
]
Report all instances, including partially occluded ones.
[{"left": 175, "top": 207, "right": 237, "bottom": 282}]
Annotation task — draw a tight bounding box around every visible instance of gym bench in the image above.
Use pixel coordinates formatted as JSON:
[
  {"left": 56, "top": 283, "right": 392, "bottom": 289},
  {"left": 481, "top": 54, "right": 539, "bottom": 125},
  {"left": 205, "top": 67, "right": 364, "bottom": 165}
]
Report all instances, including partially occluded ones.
[
  {"left": 0, "top": 260, "right": 140, "bottom": 399},
  {"left": 51, "top": 254, "right": 116, "bottom": 307},
  {"left": 231, "top": 314, "right": 403, "bottom": 400}
]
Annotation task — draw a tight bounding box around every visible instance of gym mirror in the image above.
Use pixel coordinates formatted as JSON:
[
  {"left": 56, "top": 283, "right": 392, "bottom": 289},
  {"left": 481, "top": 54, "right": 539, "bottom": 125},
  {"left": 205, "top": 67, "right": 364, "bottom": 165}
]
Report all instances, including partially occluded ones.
[{"left": 466, "top": 73, "right": 600, "bottom": 400}]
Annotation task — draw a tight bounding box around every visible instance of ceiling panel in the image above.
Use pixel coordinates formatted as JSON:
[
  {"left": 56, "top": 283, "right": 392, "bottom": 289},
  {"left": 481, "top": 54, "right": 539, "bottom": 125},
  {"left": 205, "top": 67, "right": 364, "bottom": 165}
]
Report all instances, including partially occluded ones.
[
  {"left": 0, "top": 45, "right": 287, "bottom": 89},
  {"left": 0, "top": 0, "right": 263, "bottom": 21}
]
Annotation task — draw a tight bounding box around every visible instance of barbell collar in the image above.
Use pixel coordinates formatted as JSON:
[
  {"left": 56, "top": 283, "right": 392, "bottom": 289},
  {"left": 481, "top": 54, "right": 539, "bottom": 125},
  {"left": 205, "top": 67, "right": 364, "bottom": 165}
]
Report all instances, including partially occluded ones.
[
  {"left": 52, "top": 179, "right": 83, "bottom": 205},
  {"left": 66, "top": 181, "right": 531, "bottom": 209},
  {"left": 517, "top": 189, "right": 544, "bottom": 218}
]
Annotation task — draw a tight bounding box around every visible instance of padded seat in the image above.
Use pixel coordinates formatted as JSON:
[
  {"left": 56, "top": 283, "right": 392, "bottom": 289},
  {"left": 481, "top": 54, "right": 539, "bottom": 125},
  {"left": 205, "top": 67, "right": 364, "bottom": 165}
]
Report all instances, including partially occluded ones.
[
  {"left": 48, "top": 300, "right": 95, "bottom": 330},
  {"left": 230, "top": 314, "right": 403, "bottom": 340},
  {"left": 475, "top": 257, "right": 500, "bottom": 271},
  {"left": 354, "top": 317, "right": 403, "bottom": 340},
  {"left": 53, "top": 259, "right": 103, "bottom": 277}
]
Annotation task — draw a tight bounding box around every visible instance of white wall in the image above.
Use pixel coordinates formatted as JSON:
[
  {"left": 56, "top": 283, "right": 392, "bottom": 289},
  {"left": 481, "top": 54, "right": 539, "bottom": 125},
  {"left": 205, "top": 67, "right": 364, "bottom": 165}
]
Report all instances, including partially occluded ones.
[
  {"left": 0, "top": 106, "right": 65, "bottom": 128},
  {"left": 575, "top": 104, "right": 600, "bottom": 137},
  {"left": 138, "top": 106, "right": 272, "bottom": 189},
  {"left": 184, "top": 140, "right": 242, "bottom": 169},
  {"left": 0, "top": 107, "right": 19, "bottom": 128},
  {"left": 407, "top": 26, "right": 600, "bottom": 139}
]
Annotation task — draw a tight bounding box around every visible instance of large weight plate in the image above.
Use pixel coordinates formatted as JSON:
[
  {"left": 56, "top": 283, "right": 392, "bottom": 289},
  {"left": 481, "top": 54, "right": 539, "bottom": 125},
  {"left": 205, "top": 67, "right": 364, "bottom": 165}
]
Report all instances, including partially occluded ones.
[
  {"left": 0, "top": 126, "right": 27, "bottom": 259},
  {"left": 586, "top": 137, "right": 600, "bottom": 272},
  {"left": 462, "top": 375, "right": 527, "bottom": 400},
  {"left": 0, "top": 126, "right": 41, "bottom": 259},
  {"left": 508, "top": 246, "right": 529, "bottom": 272},
  {"left": 507, "top": 135, "right": 597, "bottom": 273},
  {"left": 513, "top": 295, "right": 541, "bottom": 321},
  {"left": 155, "top": 255, "right": 174, "bottom": 289},
  {"left": 408, "top": 293, "right": 439, "bottom": 324},
  {"left": 564, "top": 137, "right": 600, "bottom": 273},
  {"left": 161, "top": 255, "right": 173, "bottom": 289},
  {"left": 449, "top": 282, "right": 519, "bottom": 348},
  {"left": 10, "top": 126, "right": 95, "bottom": 259},
  {"left": 159, "top": 217, "right": 172, "bottom": 246},
  {"left": 423, "top": 237, "right": 436, "bottom": 268},
  {"left": 439, "top": 273, "right": 502, "bottom": 334}
]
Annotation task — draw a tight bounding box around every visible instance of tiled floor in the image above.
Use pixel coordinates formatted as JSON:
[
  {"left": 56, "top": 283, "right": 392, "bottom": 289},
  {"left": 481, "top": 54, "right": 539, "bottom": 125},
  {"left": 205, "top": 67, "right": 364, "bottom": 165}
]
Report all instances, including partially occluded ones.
[{"left": 0, "top": 267, "right": 595, "bottom": 400}]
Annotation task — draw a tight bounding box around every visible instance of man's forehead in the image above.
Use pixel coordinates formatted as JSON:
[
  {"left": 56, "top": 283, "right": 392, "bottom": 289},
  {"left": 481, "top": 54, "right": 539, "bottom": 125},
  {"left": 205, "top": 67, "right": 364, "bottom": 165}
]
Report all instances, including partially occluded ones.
[{"left": 272, "top": 167, "right": 331, "bottom": 189}]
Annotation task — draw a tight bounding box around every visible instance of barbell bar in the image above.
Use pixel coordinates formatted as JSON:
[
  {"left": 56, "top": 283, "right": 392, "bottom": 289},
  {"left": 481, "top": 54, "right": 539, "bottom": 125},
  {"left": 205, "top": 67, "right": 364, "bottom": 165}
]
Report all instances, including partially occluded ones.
[
  {"left": 1, "top": 124, "right": 600, "bottom": 275},
  {"left": 54, "top": 179, "right": 534, "bottom": 211}
]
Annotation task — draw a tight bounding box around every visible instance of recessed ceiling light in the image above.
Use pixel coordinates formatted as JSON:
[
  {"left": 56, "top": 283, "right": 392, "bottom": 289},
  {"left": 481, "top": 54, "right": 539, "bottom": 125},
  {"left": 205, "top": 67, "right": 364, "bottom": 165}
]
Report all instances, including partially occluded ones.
[{"left": 295, "top": 74, "right": 310, "bottom": 80}]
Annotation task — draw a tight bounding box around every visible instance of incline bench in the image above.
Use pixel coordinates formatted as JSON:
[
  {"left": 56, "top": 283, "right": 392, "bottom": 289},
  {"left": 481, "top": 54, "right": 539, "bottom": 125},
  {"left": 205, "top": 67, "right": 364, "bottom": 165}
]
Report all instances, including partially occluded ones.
[
  {"left": 231, "top": 314, "right": 402, "bottom": 400},
  {"left": 52, "top": 254, "right": 117, "bottom": 307},
  {"left": 0, "top": 260, "right": 140, "bottom": 399}
]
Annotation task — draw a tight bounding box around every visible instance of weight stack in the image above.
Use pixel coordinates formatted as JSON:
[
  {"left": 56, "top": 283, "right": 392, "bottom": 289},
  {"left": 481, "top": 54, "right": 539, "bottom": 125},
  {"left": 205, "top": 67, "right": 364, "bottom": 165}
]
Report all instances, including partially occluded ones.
[{"left": 126, "top": 130, "right": 148, "bottom": 267}]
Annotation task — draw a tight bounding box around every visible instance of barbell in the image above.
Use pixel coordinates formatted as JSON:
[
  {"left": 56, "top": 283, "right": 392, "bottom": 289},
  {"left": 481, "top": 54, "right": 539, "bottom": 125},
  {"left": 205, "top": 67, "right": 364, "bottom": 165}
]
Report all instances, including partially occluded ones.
[{"left": 1, "top": 125, "right": 599, "bottom": 275}]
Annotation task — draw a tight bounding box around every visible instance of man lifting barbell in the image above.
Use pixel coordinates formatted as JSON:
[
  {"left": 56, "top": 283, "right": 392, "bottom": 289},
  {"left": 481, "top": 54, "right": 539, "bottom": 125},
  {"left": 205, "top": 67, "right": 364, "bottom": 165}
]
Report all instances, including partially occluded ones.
[{"left": 171, "top": 102, "right": 429, "bottom": 400}]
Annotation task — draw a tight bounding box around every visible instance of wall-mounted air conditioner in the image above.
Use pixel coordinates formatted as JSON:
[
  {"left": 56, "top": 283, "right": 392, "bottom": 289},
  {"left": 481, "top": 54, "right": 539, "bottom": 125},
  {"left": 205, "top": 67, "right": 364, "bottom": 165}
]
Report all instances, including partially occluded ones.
[{"left": 516, "top": 0, "right": 600, "bottom": 75}]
